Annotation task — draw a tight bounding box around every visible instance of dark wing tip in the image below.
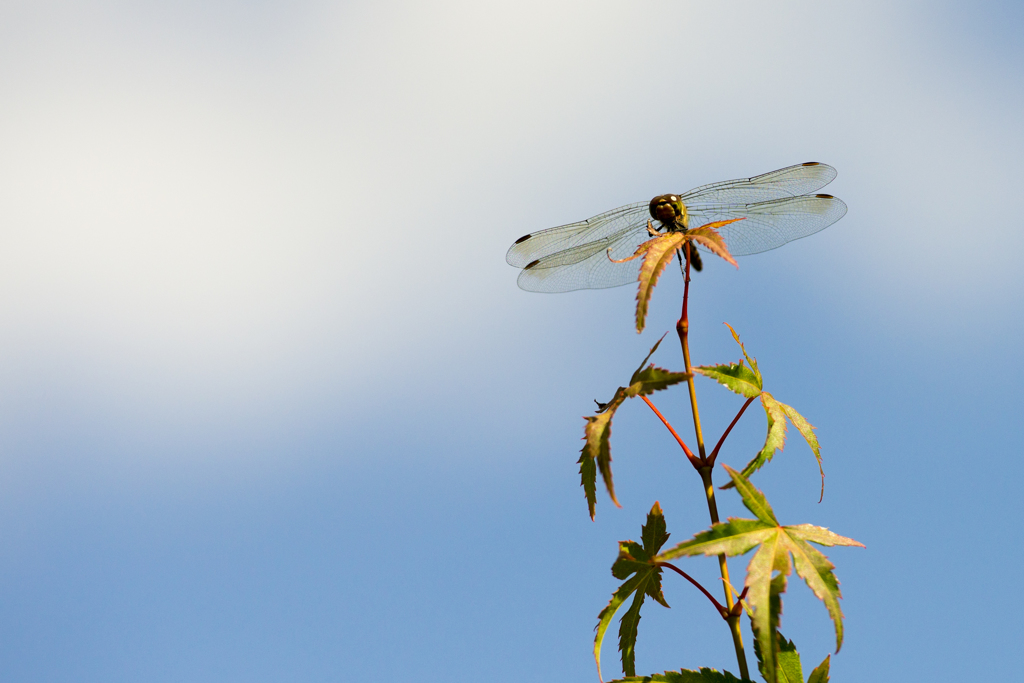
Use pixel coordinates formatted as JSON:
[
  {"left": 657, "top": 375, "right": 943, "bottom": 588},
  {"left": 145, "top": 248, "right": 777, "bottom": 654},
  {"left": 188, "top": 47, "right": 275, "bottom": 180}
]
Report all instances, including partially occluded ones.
[
  {"left": 815, "top": 194, "right": 834, "bottom": 198},
  {"left": 514, "top": 234, "right": 532, "bottom": 244},
  {"left": 802, "top": 161, "right": 821, "bottom": 166},
  {"left": 524, "top": 259, "right": 540, "bottom": 270}
]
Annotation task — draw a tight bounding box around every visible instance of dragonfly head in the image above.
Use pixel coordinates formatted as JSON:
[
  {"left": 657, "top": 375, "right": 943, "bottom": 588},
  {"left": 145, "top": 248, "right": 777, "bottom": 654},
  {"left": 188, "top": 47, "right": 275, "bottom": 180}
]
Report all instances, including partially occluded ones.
[{"left": 649, "top": 194, "right": 688, "bottom": 229}]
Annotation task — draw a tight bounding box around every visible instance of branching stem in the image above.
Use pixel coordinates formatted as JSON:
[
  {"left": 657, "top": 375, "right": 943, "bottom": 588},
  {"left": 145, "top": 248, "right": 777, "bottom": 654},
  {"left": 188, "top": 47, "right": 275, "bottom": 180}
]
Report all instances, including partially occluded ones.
[
  {"left": 678, "top": 244, "right": 750, "bottom": 681},
  {"left": 657, "top": 561, "right": 728, "bottom": 618},
  {"left": 641, "top": 396, "right": 700, "bottom": 467},
  {"left": 709, "top": 396, "right": 757, "bottom": 467}
]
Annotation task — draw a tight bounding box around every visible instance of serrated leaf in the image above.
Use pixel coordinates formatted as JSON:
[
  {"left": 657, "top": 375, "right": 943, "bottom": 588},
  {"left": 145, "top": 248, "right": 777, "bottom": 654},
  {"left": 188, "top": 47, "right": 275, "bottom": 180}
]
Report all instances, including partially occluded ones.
[
  {"left": 783, "top": 525, "right": 863, "bottom": 548},
  {"left": 578, "top": 449, "right": 598, "bottom": 520},
  {"left": 656, "top": 518, "right": 774, "bottom": 561},
  {"left": 744, "top": 530, "right": 786, "bottom": 682},
  {"left": 583, "top": 406, "right": 622, "bottom": 519},
  {"left": 596, "top": 503, "right": 671, "bottom": 682},
  {"left": 619, "top": 589, "right": 646, "bottom": 676},
  {"left": 596, "top": 573, "right": 647, "bottom": 682},
  {"left": 629, "top": 365, "right": 692, "bottom": 397},
  {"left": 630, "top": 333, "right": 668, "bottom": 380},
  {"left": 753, "top": 631, "right": 803, "bottom": 683},
  {"left": 694, "top": 361, "right": 762, "bottom": 398},
  {"left": 635, "top": 233, "right": 687, "bottom": 333},
  {"left": 775, "top": 634, "right": 803, "bottom": 683},
  {"left": 687, "top": 219, "right": 742, "bottom": 268},
  {"left": 726, "top": 464, "right": 778, "bottom": 525},
  {"left": 758, "top": 393, "right": 788, "bottom": 468},
  {"left": 724, "top": 393, "right": 787, "bottom": 489},
  {"left": 710, "top": 329, "right": 823, "bottom": 500},
  {"left": 777, "top": 401, "right": 825, "bottom": 502},
  {"left": 785, "top": 537, "right": 851, "bottom": 652},
  {"left": 655, "top": 469, "right": 862, "bottom": 683},
  {"left": 582, "top": 341, "right": 687, "bottom": 519},
  {"left": 806, "top": 656, "right": 830, "bottom": 683},
  {"left": 641, "top": 501, "right": 671, "bottom": 557},
  {"left": 724, "top": 323, "right": 761, "bottom": 385},
  {"left": 611, "top": 668, "right": 745, "bottom": 683}
]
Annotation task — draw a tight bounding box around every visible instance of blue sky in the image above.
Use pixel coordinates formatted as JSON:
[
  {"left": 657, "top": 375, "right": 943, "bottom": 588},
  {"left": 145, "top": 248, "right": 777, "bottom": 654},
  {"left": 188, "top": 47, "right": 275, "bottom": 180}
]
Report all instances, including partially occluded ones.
[{"left": 0, "top": 1, "right": 1022, "bottom": 681}]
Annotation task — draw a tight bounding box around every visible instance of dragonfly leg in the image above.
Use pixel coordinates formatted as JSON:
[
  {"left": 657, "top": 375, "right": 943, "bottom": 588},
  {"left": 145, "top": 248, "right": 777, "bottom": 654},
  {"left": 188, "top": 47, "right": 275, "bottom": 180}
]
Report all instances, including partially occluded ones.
[{"left": 677, "top": 243, "right": 703, "bottom": 273}]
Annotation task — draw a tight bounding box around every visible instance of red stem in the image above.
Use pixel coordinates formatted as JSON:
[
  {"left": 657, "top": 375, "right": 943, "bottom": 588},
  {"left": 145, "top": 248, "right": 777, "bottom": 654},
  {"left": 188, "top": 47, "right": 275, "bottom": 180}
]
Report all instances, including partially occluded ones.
[
  {"left": 681, "top": 245, "right": 692, "bottom": 328},
  {"left": 657, "top": 561, "right": 728, "bottom": 619},
  {"left": 708, "top": 396, "right": 757, "bottom": 467},
  {"left": 641, "top": 396, "right": 701, "bottom": 468}
]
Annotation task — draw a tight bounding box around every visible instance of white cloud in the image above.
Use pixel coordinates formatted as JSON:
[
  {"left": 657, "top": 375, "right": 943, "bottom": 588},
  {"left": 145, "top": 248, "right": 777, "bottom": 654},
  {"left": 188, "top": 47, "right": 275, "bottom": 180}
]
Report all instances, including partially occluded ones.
[{"left": 0, "top": 0, "right": 1019, "bottom": 465}]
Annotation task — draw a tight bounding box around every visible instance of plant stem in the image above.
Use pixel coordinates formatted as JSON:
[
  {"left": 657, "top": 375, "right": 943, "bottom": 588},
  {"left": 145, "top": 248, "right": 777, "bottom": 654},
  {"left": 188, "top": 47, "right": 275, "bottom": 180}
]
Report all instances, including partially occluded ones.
[
  {"left": 699, "top": 466, "right": 749, "bottom": 680},
  {"left": 678, "top": 244, "right": 750, "bottom": 681},
  {"left": 657, "top": 561, "right": 728, "bottom": 618},
  {"left": 709, "top": 396, "right": 756, "bottom": 467},
  {"left": 640, "top": 396, "right": 701, "bottom": 467},
  {"left": 676, "top": 246, "right": 707, "bottom": 463}
]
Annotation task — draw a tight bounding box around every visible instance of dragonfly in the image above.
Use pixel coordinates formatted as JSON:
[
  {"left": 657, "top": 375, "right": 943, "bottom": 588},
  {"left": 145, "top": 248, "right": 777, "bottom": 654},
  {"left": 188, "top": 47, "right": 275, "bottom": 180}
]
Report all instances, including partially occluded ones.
[{"left": 506, "top": 162, "right": 847, "bottom": 293}]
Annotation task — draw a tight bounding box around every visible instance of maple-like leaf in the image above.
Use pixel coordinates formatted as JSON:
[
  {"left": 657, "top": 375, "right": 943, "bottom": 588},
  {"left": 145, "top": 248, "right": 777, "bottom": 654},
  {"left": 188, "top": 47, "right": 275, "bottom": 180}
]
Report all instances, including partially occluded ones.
[
  {"left": 595, "top": 503, "right": 671, "bottom": 681},
  {"left": 580, "top": 336, "right": 690, "bottom": 519},
  {"left": 698, "top": 325, "right": 824, "bottom": 499},
  {"left": 610, "top": 668, "right": 745, "bottom": 683},
  {"left": 728, "top": 393, "right": 824, "bottom": 501},
  {"left": 627, "top": 219, "right": 743, "bottom": 333},
  {"left": 655, "top": 467, "right": 863, "bottom": 683}
]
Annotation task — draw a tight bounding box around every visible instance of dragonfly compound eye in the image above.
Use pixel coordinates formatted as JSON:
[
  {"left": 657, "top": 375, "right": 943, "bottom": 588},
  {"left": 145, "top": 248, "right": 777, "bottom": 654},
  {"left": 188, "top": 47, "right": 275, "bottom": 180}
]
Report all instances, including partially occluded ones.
[{"left": 649, "top": 194, "right": 684, "bottom": 225}]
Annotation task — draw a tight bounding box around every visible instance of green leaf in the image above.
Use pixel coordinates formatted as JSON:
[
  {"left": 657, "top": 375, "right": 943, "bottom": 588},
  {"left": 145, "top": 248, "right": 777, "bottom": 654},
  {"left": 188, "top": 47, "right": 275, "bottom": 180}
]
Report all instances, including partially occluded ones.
[
  {"left": 640, "top": 501, "right": 671, "bottom": 558},
  {"left": 655, "top": 469, "right": 863, "bottom": 683},
  {"left": 724, "top": 323, "right": 761, "bottom": 385},
  {"left": 694, "top": 361, "right": 762, "bottom": 398},
  {"left": 785, "top": 536, "right": 850, "bottom": 653},
  {"left": 596, "top": 503, "right": 671, "bottom": 682},
  {"left": 596, "top": 573, "right": 647, "bottom": 682},
  {"left": 777, "top": 401, "right": 825, "bottom": 502},
  {"left": 775, "top": 634, "right": 803, "bottom": 683},
  {"left": 724, "top": 393, "right": 787, "bottom": 489},
  {"left": 806, "top": 655, "right": 830, "bottom": 683},
  {"left": 744, "top": 529, "right": 788, "bottom": 681},
  {"left": 628, "top": 365, "right": 692, "bottom": 397},
  {"left": 582, "top": 396, "right": 624, "bottom": 519},
  {"left": 757, "top": 393, "right": 789, "bottom": 469},
  {"left": 581, "top": 339, "right": 687, "bottom": 519},
  {"left": 630, "top": 333, "right": 668, "bottom": 379},
  {"left": 726, "top": 464, "right": 778, "bottom": 525},
  {"left": 578, "top": 449, "right": 598, "bottom": 521},
  {"left": 752, "top": 632, "right": 803, "bottom": 683},
  {"left": 712, "top": 328, "right": 825, "bottom": 499},
  {"left": 619, "top": 588, "right": 645, "bottom": 676},
  {"left": 656, "top": 518, "right": 774, "bottom": 561},
  {"left": 611, "top": 668, "right": 745, "bottom": 683}
]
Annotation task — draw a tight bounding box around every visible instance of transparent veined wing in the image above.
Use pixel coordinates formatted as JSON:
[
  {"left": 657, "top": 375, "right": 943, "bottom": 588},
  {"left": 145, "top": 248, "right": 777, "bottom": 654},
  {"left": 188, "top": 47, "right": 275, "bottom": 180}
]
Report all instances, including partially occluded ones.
[
  {"left": 680, "top": 162, "right": 837, "bottom": 206},
  {"left": 506, "top": 163, "right": 846, "bottom": 292},
  {"left": 688, "top": 194, "right": 847, "bottom": 257},
  {"left": 515, "top": 219, "right": 654, "bottom": 292},
  {"left": 506, "top": 202, "right": 648, "bottom": 268}
]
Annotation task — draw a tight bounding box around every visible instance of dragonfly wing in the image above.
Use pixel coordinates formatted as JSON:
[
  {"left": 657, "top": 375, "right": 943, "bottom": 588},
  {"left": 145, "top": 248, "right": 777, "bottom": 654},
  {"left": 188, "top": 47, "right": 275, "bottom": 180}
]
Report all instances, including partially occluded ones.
[
  {"left": 506, "top": 202, "right": 648, "bottom": 268},
  {"left": 679, "top": 163, "right": 837, "bottom": 205},
  {"left": 688, "top": 194, "right": 847, "bottom": 257},
  {"left": 516, "top": 222, "right": 652, "bottom": 292}
]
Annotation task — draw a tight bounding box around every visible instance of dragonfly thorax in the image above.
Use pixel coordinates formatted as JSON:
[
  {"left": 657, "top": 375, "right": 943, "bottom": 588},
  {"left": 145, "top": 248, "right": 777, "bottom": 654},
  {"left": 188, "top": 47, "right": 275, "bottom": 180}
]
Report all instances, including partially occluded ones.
[{"left": 648, "top": 194, "right": 689, "bottom": 231}]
